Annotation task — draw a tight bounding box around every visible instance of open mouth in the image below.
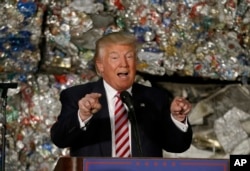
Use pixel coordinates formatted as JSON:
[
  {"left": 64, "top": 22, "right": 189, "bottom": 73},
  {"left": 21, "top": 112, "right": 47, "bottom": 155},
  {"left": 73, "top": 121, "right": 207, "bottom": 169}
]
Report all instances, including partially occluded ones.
[{"left": 117, "top": 72, "right": 129, "bottom": 78}]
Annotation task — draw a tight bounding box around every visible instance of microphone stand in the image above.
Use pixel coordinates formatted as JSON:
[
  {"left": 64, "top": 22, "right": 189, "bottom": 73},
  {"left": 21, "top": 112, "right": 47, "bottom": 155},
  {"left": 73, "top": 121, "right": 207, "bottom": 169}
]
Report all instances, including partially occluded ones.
[
  {"left": 127, "top": 109, "right": 143, "bottom": 157},
  {"left": 0, "top": 83, "right": 18, "bottom": 171}
]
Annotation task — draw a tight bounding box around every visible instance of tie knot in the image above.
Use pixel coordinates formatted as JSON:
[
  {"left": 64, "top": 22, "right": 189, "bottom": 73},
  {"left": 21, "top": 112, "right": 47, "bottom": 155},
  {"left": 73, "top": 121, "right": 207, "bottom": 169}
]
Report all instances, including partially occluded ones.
[{"left": 115, "top": 92, "right": 121, "bottom": 98}]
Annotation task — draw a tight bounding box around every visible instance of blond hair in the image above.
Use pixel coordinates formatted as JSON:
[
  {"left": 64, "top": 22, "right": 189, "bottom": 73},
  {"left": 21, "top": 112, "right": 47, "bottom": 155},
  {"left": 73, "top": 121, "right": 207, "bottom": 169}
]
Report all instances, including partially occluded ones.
[{"left": 94, "top": 31, "right": 137, "bottom": 60}]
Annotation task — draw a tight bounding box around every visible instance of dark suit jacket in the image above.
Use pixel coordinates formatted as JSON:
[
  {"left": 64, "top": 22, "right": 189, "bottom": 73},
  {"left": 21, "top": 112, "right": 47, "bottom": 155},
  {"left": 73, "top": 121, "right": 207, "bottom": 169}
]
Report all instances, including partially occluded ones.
[{"left": 50, "top": 79, "right": 193, "bottom": 157}]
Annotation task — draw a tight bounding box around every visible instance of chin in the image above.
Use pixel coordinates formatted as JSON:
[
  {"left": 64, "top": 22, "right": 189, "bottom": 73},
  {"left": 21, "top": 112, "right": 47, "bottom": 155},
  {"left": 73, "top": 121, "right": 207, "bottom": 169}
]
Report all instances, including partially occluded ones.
[{"left": 117, "top": 84, "right": 131, "bottom": 91}]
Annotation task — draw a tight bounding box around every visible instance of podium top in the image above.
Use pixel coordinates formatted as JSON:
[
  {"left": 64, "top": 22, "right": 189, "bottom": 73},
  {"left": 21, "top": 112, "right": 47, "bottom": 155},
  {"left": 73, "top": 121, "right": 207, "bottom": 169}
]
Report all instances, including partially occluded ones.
[{"left": 54, "top": 157, "right": 229, "bottom": 171}]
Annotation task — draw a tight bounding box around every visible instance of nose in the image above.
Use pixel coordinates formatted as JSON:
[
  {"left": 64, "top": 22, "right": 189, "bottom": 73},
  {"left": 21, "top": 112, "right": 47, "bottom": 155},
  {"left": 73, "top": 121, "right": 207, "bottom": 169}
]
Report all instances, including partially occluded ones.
[{"left": 120, "top": 56, "right": 128, "bottom": 67}]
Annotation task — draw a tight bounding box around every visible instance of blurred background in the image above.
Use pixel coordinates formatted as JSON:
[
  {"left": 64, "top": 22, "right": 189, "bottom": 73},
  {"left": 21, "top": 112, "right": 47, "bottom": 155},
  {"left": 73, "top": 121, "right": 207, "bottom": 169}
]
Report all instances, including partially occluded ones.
[{"left": 0, "top": 0, "right": 250, "bottom": 170}]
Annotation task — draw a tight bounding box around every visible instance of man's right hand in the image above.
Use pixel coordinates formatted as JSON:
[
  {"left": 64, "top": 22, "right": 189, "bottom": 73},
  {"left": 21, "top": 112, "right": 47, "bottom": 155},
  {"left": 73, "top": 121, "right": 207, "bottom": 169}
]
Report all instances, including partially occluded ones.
[{"left": 78, "top": 93, "right": 102, "bottom": 121}]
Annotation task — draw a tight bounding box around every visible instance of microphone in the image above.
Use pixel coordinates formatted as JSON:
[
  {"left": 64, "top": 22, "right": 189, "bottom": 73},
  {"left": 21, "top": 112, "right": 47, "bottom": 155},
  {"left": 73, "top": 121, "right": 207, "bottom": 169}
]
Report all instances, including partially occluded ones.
[
  {"left": 0, "top": 83, "right": 18, "bottom": 89},
  {"left": 0, "top": 83, "right": 18, "bottom": 98},
  {"left": 120, "top": 91, "right": 143, "bottom": 157},
  {"left": 120, "top": 91, "right": 135, "bottom": 115}
]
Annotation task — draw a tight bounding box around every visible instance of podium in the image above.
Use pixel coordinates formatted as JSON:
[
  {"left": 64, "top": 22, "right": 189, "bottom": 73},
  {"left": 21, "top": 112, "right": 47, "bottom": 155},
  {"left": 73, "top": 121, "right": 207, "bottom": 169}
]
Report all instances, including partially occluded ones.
[{"left": 53, "top": 157, "right": 229, "bottom": 171}]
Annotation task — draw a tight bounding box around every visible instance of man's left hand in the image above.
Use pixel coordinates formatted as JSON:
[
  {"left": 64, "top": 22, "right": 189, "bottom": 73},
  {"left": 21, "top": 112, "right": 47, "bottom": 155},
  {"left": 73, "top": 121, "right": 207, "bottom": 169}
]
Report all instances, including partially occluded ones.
[{"left": 170, "top": 97, "right": 192, "bottom": 122}]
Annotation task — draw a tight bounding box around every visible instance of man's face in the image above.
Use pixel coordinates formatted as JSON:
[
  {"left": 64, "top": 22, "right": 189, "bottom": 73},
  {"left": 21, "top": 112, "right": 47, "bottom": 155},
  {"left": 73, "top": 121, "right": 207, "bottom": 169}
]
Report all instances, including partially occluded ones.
[{"left": 96, "top": 44, "right": 137, "bottom": 92}]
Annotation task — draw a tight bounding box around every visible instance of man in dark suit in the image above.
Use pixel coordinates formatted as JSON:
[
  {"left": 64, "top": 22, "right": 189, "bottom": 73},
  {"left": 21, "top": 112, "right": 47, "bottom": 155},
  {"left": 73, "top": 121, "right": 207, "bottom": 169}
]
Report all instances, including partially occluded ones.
[{"left": 50, "top": 31, "right": 193, "bottom": 157}]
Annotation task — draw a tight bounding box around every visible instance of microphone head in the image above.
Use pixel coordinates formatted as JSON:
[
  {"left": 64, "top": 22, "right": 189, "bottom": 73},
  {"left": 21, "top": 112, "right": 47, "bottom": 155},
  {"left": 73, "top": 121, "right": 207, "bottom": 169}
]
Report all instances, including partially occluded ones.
[
  {"left": 120, "top": 91, "right": 134, "bottom": 111},
  {"left": 0, "top": 83, "right": 18, "bottom": 89},
  {"left": 120, "top": 90, "right": 130, "bottom": 100}
]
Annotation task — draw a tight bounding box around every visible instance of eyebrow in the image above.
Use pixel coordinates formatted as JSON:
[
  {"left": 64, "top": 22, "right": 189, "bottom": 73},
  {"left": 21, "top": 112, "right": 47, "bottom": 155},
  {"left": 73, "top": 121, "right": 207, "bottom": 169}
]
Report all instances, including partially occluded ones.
[{"left": 109, "top": 50, "right": 135, "bottom": 56}]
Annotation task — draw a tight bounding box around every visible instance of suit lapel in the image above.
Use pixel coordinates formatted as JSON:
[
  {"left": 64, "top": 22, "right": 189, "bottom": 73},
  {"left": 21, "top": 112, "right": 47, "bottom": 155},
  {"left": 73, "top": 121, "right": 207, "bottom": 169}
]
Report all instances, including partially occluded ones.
[{"left": 131, "top": 84, "right": 146, "bottom": 156}]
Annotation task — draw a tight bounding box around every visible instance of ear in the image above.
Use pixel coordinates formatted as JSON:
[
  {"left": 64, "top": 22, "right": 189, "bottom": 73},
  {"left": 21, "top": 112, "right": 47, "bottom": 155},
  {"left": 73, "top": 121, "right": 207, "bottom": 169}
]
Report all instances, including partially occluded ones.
[{"left": 96, "top": 59, "right": 104, "bottom": 74}]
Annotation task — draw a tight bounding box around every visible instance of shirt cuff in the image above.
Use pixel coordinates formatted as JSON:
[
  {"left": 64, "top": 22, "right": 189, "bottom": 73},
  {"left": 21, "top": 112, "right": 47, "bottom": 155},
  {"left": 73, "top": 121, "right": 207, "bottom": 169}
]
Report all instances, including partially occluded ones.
[
  {"left": 78, "top": 110, "right": 92, "bottom": 128},
  {"left": 170, "top": 114, "right": 188, "bottom": 132}
]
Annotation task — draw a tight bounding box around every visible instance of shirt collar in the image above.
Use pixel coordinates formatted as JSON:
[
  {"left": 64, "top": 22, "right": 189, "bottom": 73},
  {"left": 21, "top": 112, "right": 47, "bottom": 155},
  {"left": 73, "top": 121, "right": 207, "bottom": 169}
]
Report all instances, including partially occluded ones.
[{"left": 103, "top": 80, "right": 132, "bottom": 99}]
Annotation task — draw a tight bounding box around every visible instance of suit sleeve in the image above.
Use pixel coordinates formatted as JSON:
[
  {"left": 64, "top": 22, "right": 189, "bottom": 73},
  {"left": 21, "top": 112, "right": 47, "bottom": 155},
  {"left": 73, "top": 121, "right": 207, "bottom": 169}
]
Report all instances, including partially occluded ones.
[
  {"left": 159, "top": 90, "right": 193, "bottom": 153},
  {"left": 133, "top": 84, "right": 193, "bottom": 154},
  {"left": 50, "top": 88, "right": 86, "bottom": 148}
]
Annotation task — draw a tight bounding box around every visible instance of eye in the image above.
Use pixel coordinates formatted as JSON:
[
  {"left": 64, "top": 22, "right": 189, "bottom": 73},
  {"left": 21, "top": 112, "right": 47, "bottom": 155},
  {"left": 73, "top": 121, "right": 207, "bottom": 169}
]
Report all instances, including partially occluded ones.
[
  {"left": 126, "top": 53, "right": 135, "bottom": 59},
  {"left": 110, "top": 55, "right": 119, "bottom": 60},
  {"left": 109, "top": 52, "right": 119, "bottom": 60}
]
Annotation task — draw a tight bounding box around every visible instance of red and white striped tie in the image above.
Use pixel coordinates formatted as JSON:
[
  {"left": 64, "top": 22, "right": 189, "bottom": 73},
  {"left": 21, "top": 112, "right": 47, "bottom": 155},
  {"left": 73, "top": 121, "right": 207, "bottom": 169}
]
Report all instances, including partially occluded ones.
[{"left": 114, "top": 93, "right": 131, "bottom": 157}]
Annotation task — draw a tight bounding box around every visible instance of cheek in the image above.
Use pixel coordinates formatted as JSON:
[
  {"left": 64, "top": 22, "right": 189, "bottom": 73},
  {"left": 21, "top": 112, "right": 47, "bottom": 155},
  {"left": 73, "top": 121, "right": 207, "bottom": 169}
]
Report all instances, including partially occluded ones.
[
  {"left": 129, "top": 61, "right": 137, "bottom": 70},
  {"left": 105, "top": 61, "right": 119, "bottom": 70}
]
